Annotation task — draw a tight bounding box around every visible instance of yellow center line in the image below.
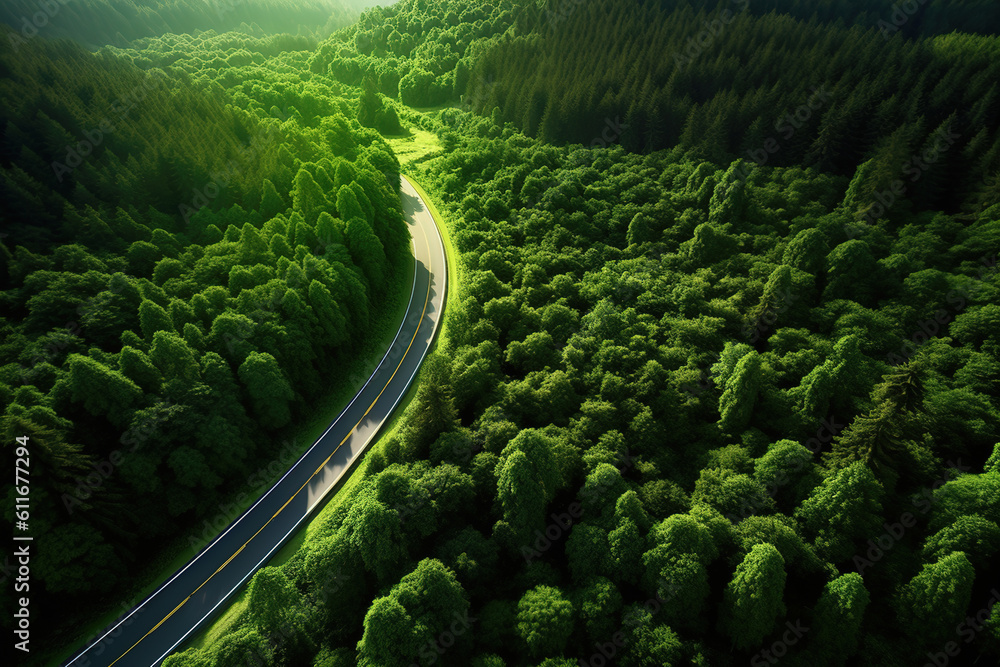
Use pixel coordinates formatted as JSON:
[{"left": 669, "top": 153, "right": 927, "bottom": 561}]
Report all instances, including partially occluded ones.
[{"left": 107, "top": 203, "right": 435, "bottom": 667}]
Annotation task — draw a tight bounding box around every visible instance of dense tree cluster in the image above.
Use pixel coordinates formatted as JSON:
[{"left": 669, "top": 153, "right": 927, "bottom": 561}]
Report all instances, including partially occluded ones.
[
  {"left": 107, "top": 25, "right": 414, "bottom": 141},
  {"left": 0, "top": 0, "right": 372, "bottom": 48},
  {"left": 166, "top": 101, "right": 1000, "bottom": 664},
  {"left": 463, "top": 0, "right": 1000, "bottom": 216},
  {"left": 308, "top": 0, "right": 516, "bottom": 107},
  {"left": 114, "top": 26, "right": 321, "bottom": 70},
  {"left": 308, "top": 1, "right": 1000, "bottom": 215},
  {"left": 728, "top": 0, "right": 1000, "bottom": 38},
  {"left": 0, "top": 25, "right": 409, "bottom": 643},
  {"left": 3, "top": 1, "right": 1000, "bottom": 666}
]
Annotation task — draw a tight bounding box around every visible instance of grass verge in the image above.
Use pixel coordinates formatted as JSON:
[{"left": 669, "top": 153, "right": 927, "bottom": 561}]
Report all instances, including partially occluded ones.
[{"left": 385, "top": 128, "right": 444, "bottom": 172}]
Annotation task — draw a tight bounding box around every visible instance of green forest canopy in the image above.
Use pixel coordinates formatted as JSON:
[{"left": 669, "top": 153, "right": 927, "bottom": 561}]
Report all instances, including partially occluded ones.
[
  {"left": 0, "top": 24, "right": 409, "bottom": 651},
  {"left": 1, "top": 0, "right": 999, "bottom": 666},
  {"left": 1, "top": 0, "right": 386, "bottom": 48}
]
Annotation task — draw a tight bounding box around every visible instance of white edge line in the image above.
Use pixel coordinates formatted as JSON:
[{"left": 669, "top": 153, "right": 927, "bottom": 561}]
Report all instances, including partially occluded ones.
[
  {"left": 64, "top": 191, "right": 422, "bottom": 667},
  {"left": 151, "top": 175, "right": 447, "bottom": 666}
]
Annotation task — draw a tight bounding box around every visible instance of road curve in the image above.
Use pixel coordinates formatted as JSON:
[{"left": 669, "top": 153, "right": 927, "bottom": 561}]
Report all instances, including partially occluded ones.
[{"left": 63, "top": 175, "right": 447, "bottom": 667}]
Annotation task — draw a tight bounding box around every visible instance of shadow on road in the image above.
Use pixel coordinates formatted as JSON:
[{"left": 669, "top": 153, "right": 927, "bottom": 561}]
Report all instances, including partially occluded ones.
[{"left": 400, "top": 187, "right": 426, "bottom": 215}]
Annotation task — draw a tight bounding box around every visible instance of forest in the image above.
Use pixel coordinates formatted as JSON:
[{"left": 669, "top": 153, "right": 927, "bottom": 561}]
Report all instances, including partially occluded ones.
[
  {"left": 0, "top": 11, "right": 411, "bottom": 659},
  {"left": 1, "top": 0, "right": 1000, "bottom": 666},
  {"left": 0, "top": 0, "right": 381, "bottom": 49}
]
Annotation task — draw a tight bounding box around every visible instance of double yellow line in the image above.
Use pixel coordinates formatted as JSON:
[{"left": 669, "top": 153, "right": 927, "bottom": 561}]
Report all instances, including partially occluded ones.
[{"left": 107, "top": 218, "right": 435, "bottom": 667}]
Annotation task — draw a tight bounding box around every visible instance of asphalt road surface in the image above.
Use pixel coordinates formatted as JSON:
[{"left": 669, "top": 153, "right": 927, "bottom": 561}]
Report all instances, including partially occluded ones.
[{"left": 63, "top": 175, "right": 447, "bottom": 667}]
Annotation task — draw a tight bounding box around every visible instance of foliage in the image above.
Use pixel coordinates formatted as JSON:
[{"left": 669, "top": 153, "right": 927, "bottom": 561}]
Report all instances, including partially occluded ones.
[{"left": 5, "top": 2, "right": 1000, "bottom": 665}]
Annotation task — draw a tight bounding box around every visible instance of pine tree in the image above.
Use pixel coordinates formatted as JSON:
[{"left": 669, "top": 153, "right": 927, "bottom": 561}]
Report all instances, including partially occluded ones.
[
  {"left": 717, "top": 350, "right": 762, "bottom": 434},
  {"left": 406, "top": 355, "right": 458, "bottom": 459},
  {"left": 345, "top": 216, "right": 386, "bottom": 292},
  {"left": 826, "top": 362, "right": 927, "bottom": 479},
  {"left": 260, "top": 178, "right": 287, "bottom": 220},
  {"left": 357, "top": 74, "right": 384, "bottom": 129},
  {"left": 307, "top": 280, "right": 348, "bottom": 348},
  {"left": 291, "top": 168, "right": 328, "bottom": 225}
]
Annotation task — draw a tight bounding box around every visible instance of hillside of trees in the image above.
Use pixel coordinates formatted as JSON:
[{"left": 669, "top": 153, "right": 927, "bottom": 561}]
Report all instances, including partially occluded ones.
[
  {"left": 311, "top": 0, "right": 1000, "bottom": 216},
  {"left": 307, "top": 0, "right": 516, "bottom": 107},
  {"left": 0, "top": 0, "right": 380, "bottom": 49},
  {"left": 164, "top": 104, "right": 1000, "bottom": 665},
  {"left": 681, "top": 0, "right": 1000, "bottom": 38},
  {"left": 0, "top": 25, "right": 410, "bottom": 652},
  {"left": 159, "top": 0, "right": 1000, "bottom": 661},
  {"left": 2, "top": 0, "right": 999, "bottom": 665},
  {"left": 476, "top": 1, "right": 1000, "bottom": 216}
]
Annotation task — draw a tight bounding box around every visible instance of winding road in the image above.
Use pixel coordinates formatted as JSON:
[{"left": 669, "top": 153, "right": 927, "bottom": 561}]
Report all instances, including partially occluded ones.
[{"left": 63, "top": 175, "right": 447, "bottom": 667}]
